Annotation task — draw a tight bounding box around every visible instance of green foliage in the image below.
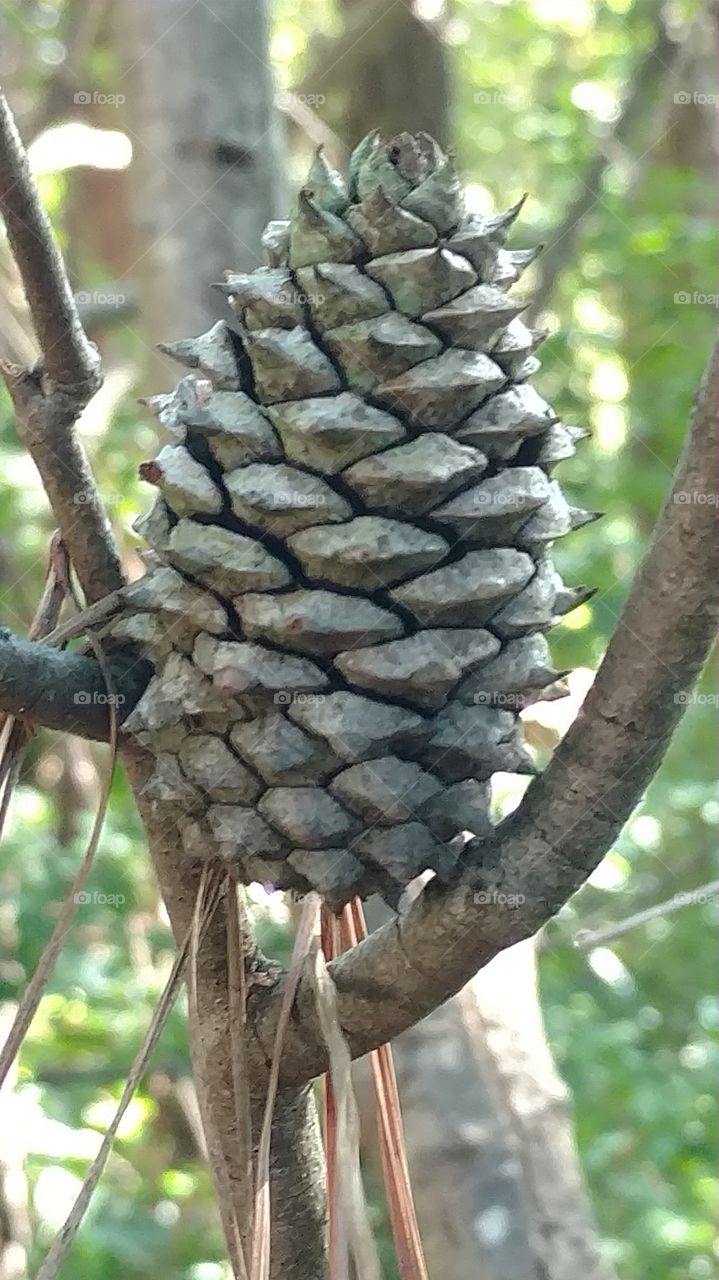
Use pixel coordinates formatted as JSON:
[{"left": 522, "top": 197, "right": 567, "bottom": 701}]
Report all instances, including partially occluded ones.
[{"left": 0, "top": 1, "right": 716, "bottom": 1278}]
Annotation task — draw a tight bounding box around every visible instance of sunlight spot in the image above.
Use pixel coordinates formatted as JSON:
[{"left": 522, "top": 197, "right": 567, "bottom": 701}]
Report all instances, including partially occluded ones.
[
  {"left": 587, "top": 946, "right": 633, "bottom": 990},
  {"left": 588, "top": 851, "right": 630, "bottom": 891},
  {"left": 561, "top": 601, "right": 592, "bottom": 630},
  {"left": 593, "top": 402, "right": 627, "bottom": 453},
  {"left": 629, "top": 814, "right": 662, "bottom": 851},
  {"left": 589, "top": 357, "right": 628, "bottom": 402},
  {"left": 414, "top": 0, "right": 446, "bottom": 20},
  {"left": 463, "top": 182, "right": 495, "bottom": 215},
  {"left": 34, "top": 1166, "right": 83, "bottom": 1228},
  {"left": 530, "top": 0, "right": 593, "bottom": 32},
  {"left": 29, "top": 123, "right": 132, "bottom": 174},
  {"left": 571, "top": 81, "right": 620, "bottom": 123}
]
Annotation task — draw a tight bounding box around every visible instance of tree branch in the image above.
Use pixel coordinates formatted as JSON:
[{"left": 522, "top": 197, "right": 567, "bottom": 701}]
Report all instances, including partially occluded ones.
[
  {"left": 0, "top": 630, "right": 150, "bottom": 739},
  {"left": 0, "top": 85, "right": 124, "bottom": 603},
  {"left": 246, "top": 332, "right": 718, "bottom": 1086}
]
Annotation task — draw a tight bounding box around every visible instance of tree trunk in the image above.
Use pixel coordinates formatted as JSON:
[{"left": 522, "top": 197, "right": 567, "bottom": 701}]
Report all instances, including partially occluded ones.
[
  {"left": 387, "top": 941, "right": 616, "bottom": 1279},
  {"left": 119, "top": 0, "right": 285, "bottom": 378},
  {"left": 356, "top": 897, "right": 616, "bottom": 1279},
  {"left": 298, "top": 0, "right": 451, "bottom": 149}
]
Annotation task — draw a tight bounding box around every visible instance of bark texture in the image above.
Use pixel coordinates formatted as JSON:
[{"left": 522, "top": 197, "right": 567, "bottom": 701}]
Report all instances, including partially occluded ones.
[
  {"left": 385, "top": 941, "right": 617, "bottom": 1279},
  {"left": 299, "top": 0, "right": 451, "bottom": 150},
  {"left": 119, "top": 0, "right": 285, "bottom": 355}
]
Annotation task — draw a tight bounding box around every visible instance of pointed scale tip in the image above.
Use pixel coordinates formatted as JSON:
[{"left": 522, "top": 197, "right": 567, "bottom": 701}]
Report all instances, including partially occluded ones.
[
  {"left": 137, "top": 391, "right": 170, "bottom": 412},
  {"left": 573, "top": 585, "right": 598, "bottom": 606},
  {"left": 155, "top": 337, "right": 201, "bottom": 363},
  {"left": 487, "top": 194, "right": 528, "bottom": 238},
  {"left": 513, "top": 243, "right": 544, "bottom": 267},
  {"left": 508, "top": 192, "right": 529, "bottom": 219},
  {"left": 555, "top": 585, "right": 597, "bottom": 618},
  {"left": 571, "top": 508, "right": 604, "bottom": 530}
]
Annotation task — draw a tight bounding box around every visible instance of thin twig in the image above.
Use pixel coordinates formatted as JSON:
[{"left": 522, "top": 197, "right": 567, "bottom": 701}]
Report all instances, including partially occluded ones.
[
  {"left": 0, "top": 85, "right": 124, "bottom": 602},
  {"left": 574, "top": 877, "right": 719, "bottom": 951},
  {"left": 0, "top": 88, "right": 99, "bottom": 389},
  {"left": 40, "top": 591, "right": 126, "bottom": 648},
  {"left": 527, "top": 16, "right": 682, "bottom": 319}
]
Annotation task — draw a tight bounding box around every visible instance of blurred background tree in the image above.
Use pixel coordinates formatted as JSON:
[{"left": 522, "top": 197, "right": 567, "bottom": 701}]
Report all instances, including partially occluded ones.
[{"left": 0, "top": 1, "right": 716, "bottom": 1278}]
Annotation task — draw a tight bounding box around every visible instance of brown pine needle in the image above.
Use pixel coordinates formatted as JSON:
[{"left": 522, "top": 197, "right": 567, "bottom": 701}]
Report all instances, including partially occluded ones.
[
  {"left": 33, "top": 871, "right": 227, "bottom": 1280},
  {"left": 321, "top": 908, "right": 349, "bottom": 1280},
  {"left": 226, "top": 873, "right": 254, "bottom": 1280},
  {"left": 346, "top": 899, "right": 428, "bottom": 1280},
  {"left": 250, "top": 894, "right": 320, "bottom": 1280},
  {"left": 189, "top": 867, "right": 248, "bottom": 1280},
  {"left": 314, "top": 906, "right": 380, "bottom": 1280},
  {"left": 0, "top": 639, "right": 118, "bottom": 1093}
]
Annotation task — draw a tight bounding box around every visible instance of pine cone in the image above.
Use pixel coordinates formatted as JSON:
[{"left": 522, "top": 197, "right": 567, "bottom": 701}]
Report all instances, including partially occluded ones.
[{"left": 115, "top": 132, "right": 593, "bottom": 910}]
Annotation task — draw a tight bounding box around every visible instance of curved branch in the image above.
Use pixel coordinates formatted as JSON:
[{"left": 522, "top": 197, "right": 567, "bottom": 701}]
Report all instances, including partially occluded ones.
[
  {"left": 0, "top": 86, "right": 124, "bottom": 602},
  {"left": 247, "top": 333, "right": 718, "bottom": 1087},
  {"left": 0, "top": 630, "right": 150, "bottom": 739}
]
